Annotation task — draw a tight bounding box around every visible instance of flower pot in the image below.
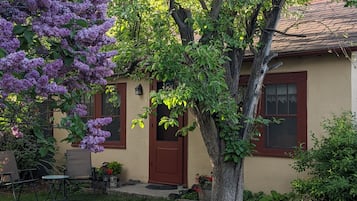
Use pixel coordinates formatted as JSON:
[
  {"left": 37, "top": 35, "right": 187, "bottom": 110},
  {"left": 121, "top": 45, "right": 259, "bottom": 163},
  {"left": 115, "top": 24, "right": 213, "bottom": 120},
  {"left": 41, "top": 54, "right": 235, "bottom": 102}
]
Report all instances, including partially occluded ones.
[{"left": 109, "top": 175, "right": 118, "bottom": 188}]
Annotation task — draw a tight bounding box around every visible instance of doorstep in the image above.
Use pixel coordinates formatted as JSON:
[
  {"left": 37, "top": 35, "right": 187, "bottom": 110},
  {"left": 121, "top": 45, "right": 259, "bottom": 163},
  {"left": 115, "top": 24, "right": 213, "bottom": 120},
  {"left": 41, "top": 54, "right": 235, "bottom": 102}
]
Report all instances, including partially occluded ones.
[{"left": 107, "top": 182, "right": 186, "bottom": 199}]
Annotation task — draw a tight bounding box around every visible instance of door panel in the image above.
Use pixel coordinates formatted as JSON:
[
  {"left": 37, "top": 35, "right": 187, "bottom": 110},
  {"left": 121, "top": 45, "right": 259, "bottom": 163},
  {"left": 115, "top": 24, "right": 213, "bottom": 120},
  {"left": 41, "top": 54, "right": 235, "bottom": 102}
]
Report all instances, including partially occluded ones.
[{"left": 149, "top": 81, "right": 186, "bottom": 185}]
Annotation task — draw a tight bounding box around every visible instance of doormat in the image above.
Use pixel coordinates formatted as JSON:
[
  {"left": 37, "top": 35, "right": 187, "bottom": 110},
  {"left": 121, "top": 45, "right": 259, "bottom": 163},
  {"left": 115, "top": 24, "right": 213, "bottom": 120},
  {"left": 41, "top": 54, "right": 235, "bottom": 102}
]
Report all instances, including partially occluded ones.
[{"left": 145, "top": 184, "right": 177, "bottom": 190}]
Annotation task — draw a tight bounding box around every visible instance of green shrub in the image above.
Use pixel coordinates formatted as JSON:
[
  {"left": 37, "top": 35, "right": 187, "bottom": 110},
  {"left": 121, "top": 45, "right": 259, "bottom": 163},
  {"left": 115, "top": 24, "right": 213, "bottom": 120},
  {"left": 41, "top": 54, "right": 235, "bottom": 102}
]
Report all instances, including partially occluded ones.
[
  {"left": 0, "top": 101, "right": 56, "bottom": 175},
  {"left": 0, "top": 129, "right": 56, "bottom": 175},
  {"left": 243, "top": 190, "right": 301, "bottom": 201},
  {"left": 292, "top": 112, "right": 357, "bottom": 201}
]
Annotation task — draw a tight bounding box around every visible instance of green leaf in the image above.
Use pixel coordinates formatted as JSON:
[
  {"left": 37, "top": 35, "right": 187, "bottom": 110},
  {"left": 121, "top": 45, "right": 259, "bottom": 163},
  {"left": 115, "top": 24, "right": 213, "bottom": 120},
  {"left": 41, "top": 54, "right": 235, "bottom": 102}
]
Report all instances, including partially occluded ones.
[
  {"left": 164, "top": 122, "right": 169, "bottom": 130},
  {"left": 39, "top": 147, "right": 49, "bottom": 157},
  {"left": 24, "top": 30, "right": 34, "bottom": 45},
  {"left": 64, "top": 57, "right": 74, "bottom": 66},
  {"left": 13, "top": 25, "right": 27, "bottom": 34},
  {"left": 75, "top": 19, "right": 88, "bottom": 27},
  {"left": 138, "top": 121, "right": 145, "bottom": 128},
  {"left": 0, "top": 48, "right": 6, "bottom": 58}
]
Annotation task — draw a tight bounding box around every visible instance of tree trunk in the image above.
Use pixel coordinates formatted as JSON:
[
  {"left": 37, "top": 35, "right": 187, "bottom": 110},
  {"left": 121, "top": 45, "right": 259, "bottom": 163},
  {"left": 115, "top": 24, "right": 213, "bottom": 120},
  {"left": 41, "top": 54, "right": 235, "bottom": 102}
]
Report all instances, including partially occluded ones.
[
  {"left": 192, "top": 106, "right": 245, "bottom": 201},
  {"left": 211, "top": 159, "right": 245, "bottom": 201}
]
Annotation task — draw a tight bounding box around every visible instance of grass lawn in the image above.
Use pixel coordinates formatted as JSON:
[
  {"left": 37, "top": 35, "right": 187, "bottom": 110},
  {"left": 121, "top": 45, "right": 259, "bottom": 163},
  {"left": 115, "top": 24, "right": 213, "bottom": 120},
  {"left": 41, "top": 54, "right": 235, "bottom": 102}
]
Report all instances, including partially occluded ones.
[{"left": 0, "top": 190, "right": 170, "bottom": 201}]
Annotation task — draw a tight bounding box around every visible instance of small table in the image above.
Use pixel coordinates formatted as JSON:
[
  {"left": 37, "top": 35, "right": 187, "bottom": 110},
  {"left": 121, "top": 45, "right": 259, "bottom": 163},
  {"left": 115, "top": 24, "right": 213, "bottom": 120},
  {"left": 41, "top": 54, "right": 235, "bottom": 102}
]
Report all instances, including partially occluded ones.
[{"left": 42, "top": 175, "right": 69, "bottom": 201}]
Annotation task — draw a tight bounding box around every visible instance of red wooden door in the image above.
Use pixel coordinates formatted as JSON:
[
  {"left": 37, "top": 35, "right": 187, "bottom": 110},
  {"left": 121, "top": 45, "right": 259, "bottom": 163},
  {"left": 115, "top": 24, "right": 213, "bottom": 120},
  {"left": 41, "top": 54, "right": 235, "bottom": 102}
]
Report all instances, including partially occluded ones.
[{"left": 149, "top": 81, "right": 187, "bottom": 185}]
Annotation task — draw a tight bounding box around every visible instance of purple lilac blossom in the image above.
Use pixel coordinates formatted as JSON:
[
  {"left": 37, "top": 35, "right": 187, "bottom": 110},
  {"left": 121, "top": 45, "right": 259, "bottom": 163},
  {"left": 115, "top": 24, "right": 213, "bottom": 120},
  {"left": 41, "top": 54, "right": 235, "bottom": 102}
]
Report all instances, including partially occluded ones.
[
  {"left": 0, "top": 51, "right": 27, "bottom": 72},
  {"left": 71, "top": 104, "right": 88, "bottom": 117},
  {"left": 43, "top": 59, "right": 63, "bottom": 78},
  {"left": 0, "top": 0, "right": 117, "bottom": 153},
  {"left": 0, "top": 18, "right": 20, "bottom": 53},
  {"left": 80, "top": 117, "right": 112, "bottom": 152},
  {"left": 0, "top": 73, "right": 34, "bottom": 93}
]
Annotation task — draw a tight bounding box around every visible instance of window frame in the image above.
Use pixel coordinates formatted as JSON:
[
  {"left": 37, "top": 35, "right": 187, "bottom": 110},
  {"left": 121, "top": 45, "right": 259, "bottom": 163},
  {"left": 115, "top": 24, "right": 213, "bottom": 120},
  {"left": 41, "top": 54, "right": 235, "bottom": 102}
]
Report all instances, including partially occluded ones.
[
  {"left": 240, "top": 72, "right": 307, "bottom": 157},
  {"left": 74, "top": 83, "right": 127, "bottom": 149}
]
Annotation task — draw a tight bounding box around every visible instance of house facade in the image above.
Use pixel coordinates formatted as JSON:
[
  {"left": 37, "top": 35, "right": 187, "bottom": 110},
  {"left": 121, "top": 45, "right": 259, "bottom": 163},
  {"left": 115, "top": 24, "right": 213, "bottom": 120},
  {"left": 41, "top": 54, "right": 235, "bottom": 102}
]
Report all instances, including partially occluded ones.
[{"left": 54, "top": 1, "right": 357, "bottom": 193}]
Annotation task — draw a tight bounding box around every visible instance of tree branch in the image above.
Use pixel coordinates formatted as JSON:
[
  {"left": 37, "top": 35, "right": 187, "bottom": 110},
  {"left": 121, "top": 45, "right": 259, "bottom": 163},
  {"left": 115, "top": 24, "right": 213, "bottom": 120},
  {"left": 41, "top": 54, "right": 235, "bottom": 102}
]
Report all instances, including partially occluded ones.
[
  {"left": 169, "top": 0, "right": 194, "bottom": 45},
  {"left": 242, "top": 0, "right": 286, "bottom": 140},
  {"left": 265, "top": 28, "right": 306, "bottom": 37},
  {"left": 268, "top": 61, "right": 283, "bottom": 71},
  {"left": 169, "top": 0, "right": 186, "bottom": 29},
  {"left": 263, "top": 51, "right": 278, "bottom": 65},
  {"left": 113, "top": 56, "right": 147, "bottom": 76},
  {"left": 199, "top": 0, "right": 208, "bottom": 10},
  {"left": 246, "top": 3, "right": 262, "bottom": 39},
  {"left": 199, "top": 0, "right": 223, "bottom": 43},
  {"left": 245, "top": 4, "right": 262, "bottom": 56},
  {"left": 210, "top": 0, "right": 223, "bottom": 20}
]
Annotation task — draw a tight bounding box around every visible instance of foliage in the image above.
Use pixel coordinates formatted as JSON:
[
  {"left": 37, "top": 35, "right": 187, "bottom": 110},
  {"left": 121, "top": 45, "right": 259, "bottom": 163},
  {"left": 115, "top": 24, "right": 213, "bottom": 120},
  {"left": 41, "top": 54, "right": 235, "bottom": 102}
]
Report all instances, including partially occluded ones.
[
  {"left": 109, "top": 0, "right": 310, "bottom": 164},
  {"left": 0, "top": 0, "right": 116, "bottom": 153},
  {"left": 0, "top": 130, "right": 55, "bottom": 173},
  {"left": 291, "top": 112, "right": 357, "bottom": 201},
  {"left": 243, "top": 190, "right": 301, "bottom": 201},
  {"left": 180, "top": 190, "right": 199, "bottom": 200},
  {"left": 0, "top": 191, "right": 170, "bottom": 201},
  {"left": 107, "top": 0, "right": 310, "bottom": 200},
  {"left": 0, "top": 99, "right": 56, "bottom": 173},
  {"left": 107, "top": 161, "right": 123, "bottom": 175},
  {"left": 97, "top": 161, "right": 122, "bottom": 178},
  {"left": 345, "top": 0, "right": 357, "bottom": 7}
]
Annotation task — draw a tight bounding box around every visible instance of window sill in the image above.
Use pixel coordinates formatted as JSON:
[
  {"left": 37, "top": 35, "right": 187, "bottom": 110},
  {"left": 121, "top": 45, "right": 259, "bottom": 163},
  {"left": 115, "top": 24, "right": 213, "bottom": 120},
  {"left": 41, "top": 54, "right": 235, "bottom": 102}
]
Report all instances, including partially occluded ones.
[{"left": 253, "top": 149, "right": 296, "bottom": 158}]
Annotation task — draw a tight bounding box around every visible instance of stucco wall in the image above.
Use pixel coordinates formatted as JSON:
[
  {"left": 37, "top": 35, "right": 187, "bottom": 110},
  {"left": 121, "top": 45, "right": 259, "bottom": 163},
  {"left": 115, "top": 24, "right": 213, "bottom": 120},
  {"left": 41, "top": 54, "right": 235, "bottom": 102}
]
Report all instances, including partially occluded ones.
[
  {"left": 54, "top": 79, "right": 151, "bottom": 183},
  {"left": 54, "top": 53, "right": 353, "bottom": 193},
  {"left": 244, "top": 54, "right": 352, "bottom": 193}
]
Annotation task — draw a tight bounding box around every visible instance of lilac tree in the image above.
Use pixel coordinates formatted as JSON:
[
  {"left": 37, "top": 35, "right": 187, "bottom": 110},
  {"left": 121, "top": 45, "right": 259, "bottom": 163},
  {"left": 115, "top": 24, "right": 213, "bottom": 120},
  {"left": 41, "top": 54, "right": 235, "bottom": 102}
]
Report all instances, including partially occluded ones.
[{"left": 0, "top": 0, "right": 116, "bottom": 154}]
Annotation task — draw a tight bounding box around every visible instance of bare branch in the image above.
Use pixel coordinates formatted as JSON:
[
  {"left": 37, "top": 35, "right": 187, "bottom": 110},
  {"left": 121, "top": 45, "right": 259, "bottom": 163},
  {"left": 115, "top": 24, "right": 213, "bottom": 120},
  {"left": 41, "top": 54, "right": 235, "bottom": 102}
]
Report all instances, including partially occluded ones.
[
  {"left": 246, "top": 3, "right": 262, "bottom": 39},
  {"left": 113, "top": 56, "right": 147, "bottom": 76},
  {"left": 263, "top": 51, "right": 278, "bottom": 65},
  {"left": 210, "top": 0, "right": 223, "bottom": 20},
  {"left": 265, "top": 28, "right": 306, "bottom": 37},
  {"left": 268, "top": 61, "right": 283, "bottom": 71},
  {"left": 199, "top": 0, "right": 208, "bottom": 10},
  {"left": 242, "top": 0, "right": 286, "bottom": 140},
  {"left": 169, "top": 0, "right": 194, "bottom": 45},
  {"left": 169, "top": 0, "right": 186, "bottom": 29}
]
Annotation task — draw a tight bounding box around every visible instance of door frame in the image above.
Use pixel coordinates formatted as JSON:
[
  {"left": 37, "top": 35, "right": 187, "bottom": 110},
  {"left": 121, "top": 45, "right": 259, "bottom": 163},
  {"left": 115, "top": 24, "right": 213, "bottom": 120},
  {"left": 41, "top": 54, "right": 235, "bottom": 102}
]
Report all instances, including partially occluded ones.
[{"left": 148, "top": 81, "right": 188, "bottom": 187}]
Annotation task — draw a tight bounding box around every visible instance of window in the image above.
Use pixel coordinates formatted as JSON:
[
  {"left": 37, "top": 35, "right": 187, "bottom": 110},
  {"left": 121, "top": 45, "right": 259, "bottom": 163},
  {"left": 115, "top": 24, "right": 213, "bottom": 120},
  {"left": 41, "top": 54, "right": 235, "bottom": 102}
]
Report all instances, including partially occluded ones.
[
  {"left": 81, "top": 83, "right": 127, "bottom": 149},
  {"left": 241, "top": 72, "right": 307, "bottom": 157}
]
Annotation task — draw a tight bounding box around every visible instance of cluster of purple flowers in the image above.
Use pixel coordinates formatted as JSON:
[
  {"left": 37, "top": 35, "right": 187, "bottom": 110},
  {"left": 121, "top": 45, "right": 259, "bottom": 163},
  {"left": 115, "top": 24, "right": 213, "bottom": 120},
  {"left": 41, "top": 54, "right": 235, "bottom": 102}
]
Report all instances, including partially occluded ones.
[
  {"left": 0, "top": 0, "right": 117, "bottom": 151},
  {"left": 80, "top": 117, "right": 112, "bottom": 152}
]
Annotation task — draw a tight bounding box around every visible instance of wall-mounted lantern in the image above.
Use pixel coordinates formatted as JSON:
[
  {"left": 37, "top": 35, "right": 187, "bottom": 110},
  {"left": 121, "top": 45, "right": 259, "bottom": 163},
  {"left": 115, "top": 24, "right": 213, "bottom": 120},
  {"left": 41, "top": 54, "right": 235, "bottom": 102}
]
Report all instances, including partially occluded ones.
[{"left": 135, "top": 84, "right": 143, "bottom": 95}]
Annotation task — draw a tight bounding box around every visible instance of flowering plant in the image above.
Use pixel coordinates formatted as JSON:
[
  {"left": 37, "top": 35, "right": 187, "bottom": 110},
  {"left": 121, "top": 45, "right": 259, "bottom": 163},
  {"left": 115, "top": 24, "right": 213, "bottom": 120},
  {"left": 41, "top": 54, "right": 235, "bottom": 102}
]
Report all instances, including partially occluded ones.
[
  {"left": 107, "top": 161, "right": 122, "bottom": 175},
  {"left": 97, "top": 161, "right": 122, "bottom": 179},
  {"left": 0, "top": 0, "right": 117, "bottom": 153}
]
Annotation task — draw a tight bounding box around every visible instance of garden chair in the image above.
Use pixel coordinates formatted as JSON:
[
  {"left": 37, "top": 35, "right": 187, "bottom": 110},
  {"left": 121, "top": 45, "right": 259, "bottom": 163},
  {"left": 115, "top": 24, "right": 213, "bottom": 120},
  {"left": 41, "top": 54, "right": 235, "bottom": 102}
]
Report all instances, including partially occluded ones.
[
  {"left": 64, "top": 149, "right": 96, "bottom": 190},
  {"left": 0, "top": 151, "right": 39, "bottom": 201}
]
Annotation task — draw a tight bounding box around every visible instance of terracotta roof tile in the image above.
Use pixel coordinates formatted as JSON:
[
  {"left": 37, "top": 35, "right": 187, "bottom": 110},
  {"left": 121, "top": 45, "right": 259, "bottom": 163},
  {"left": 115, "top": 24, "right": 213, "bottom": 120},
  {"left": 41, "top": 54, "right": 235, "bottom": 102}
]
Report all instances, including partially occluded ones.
[{"left": 272, "top": 1, "right": 357, "bottom": 55}]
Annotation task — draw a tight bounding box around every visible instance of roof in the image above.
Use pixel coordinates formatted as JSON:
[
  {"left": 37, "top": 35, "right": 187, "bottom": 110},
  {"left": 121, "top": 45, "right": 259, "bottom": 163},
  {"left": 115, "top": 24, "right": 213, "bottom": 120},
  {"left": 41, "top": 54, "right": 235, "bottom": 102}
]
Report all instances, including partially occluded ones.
[{"left": 272, "top": 0, "right": 357, "bottom": 56}]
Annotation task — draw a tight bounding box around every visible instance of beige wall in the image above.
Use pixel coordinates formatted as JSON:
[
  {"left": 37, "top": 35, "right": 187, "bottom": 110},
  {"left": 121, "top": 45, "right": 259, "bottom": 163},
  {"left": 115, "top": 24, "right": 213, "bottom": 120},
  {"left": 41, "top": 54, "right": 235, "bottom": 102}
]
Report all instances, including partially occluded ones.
[
  {"left": 54, "top": 53, "right": 353, "bottom": 193},
  {"left": 55, "top": 79, "right": 151, "bottom": 183},
  {"left": 244, "top": 54, "right": 352, "bottom": 193}
]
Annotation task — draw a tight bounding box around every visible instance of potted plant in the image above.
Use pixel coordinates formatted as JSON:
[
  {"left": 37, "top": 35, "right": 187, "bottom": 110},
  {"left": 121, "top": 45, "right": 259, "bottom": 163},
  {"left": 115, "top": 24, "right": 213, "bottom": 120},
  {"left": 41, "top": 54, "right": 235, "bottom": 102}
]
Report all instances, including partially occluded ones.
[
  {"left": 106, "top": 161, "right": 122, "bottom": 188},
  {"left": 107, "top": 161, "right": 122, "bottom": 176},
  {"left": 96, "top": 161, "right": 122, "bottom": 188},
  {"left": 194, "top": 173, "right": 212, "bottom": 201}
]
